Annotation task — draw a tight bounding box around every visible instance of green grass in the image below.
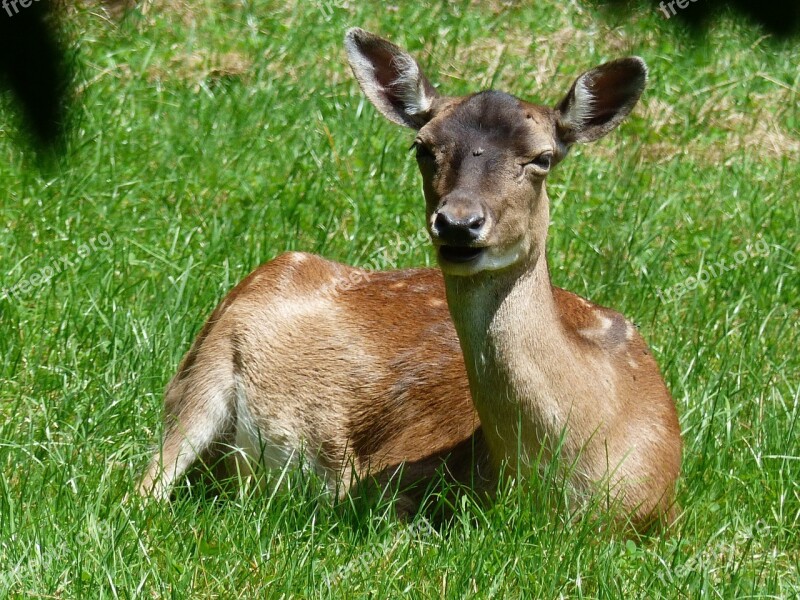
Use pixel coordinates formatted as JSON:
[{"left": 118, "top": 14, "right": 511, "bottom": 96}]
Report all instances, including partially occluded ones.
[{"left": 1, "top": 0, "right": 798, "bottom": 597}]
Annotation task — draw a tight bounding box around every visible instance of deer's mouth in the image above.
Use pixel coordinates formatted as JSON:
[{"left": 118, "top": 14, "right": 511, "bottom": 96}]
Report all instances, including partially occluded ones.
[{"left": 438, "top": 245, "right": 485, "bottom": 264}]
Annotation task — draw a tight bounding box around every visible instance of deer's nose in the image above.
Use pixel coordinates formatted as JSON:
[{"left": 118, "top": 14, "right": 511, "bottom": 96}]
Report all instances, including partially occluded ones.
[{"left": 432, "top": 206, "right": 486, "bottom": 245}]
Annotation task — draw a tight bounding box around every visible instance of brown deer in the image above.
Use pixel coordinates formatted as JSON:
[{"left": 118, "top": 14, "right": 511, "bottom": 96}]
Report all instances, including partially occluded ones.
[{"left": 139, "top": 28, "right": 681, "bottom": 530}]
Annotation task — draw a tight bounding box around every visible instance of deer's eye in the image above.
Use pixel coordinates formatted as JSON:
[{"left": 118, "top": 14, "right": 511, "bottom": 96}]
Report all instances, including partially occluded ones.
[
  {"left": 411, "top": 140, "right": 435, "bottom": 162},
  {"left": 524, "top": 152, "right": 553, "bottom": 172}
]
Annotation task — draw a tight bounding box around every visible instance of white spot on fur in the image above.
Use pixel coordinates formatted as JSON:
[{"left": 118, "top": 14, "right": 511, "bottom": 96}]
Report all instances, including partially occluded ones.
[
  {"left": 579, "top": 313, "right": 612, "bottom": 340},
  {"left": 234, "top": 380, "right": 292, "bottom": 470},
  {"left": 233, "top": 378, "right": 323, "bottom": 477},
  {"left": 596, "top": 314, "right": 613, "bottom": 331}
]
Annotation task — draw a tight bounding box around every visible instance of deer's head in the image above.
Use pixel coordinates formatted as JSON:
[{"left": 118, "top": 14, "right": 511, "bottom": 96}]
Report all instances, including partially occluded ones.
[{"left": 346, "top": 28, "right": 647, "bottom": 277}]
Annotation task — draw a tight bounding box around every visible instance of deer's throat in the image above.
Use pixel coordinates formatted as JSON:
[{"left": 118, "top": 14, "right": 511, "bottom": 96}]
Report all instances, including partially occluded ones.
[{"left": 443, "top": 255, "right": 576, "bottom": 472}]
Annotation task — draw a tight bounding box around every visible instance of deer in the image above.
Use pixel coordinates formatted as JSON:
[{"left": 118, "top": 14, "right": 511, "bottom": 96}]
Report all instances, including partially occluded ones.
[{"left": 138, "top": 27, "right": 682, "bottom": 531}]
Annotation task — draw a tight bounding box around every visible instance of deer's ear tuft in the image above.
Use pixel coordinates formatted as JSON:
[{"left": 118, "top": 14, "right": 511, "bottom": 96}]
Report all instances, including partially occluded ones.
[
  {"left": 345, "top": 28, "right": 439, "bottom": 129},
  {"left": 555, "top": 57, "right": 647, "bottom": 145}
]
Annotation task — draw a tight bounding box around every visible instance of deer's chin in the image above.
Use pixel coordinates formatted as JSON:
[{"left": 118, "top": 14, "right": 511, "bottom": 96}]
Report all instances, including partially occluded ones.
[{"left": 438, "top": 240, "right": 525, "bottom": 276}]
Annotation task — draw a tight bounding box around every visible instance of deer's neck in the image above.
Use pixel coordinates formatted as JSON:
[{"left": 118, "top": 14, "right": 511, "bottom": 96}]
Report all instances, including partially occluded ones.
[{"left": 443, "top": 247, "right": 609, "bottom": 476}]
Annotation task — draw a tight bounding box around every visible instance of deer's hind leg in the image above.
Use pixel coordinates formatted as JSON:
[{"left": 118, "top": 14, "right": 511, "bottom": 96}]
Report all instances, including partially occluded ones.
[{"left": 138, "top": 359, "right": 238, "bottom": 500}]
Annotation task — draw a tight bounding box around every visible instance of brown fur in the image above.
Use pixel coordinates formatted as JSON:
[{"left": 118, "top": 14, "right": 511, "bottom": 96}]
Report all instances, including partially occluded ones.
[{"left": 138, "top": 252, "right": 485, "bottom": 507}]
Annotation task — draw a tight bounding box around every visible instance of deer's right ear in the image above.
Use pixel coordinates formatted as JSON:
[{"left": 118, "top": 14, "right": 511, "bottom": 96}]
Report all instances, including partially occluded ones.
[{"left": 345, "top": 28, "right": 439, "bottom": 129}]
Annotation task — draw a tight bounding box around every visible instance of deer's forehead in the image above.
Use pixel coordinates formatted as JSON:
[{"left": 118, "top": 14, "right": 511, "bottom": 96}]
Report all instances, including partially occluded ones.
[{"left": 425, "top": 91, "right": 555, "bottom": 154}]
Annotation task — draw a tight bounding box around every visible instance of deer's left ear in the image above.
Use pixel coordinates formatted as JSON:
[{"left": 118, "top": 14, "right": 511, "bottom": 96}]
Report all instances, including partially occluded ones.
[
  {"left": 555, "top": 57, "right": 647, "bottom": 145},
  {"left": 345, "top": 28, "right": 440, "bottom": 129}
]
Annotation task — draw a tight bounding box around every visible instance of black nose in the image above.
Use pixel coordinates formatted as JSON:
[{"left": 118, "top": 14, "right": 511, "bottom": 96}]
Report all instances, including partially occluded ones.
[{"left": 433, "top": 210, "right": 485, "bottom": 245}]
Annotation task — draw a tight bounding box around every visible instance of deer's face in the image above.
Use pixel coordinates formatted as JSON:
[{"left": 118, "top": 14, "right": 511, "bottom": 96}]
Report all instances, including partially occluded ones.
[
  {"left": 414, "top": 92, "right": 560, "bottom": 275},
  {"left": 345, "top": 27, "right": 647, "bottom": 277}
]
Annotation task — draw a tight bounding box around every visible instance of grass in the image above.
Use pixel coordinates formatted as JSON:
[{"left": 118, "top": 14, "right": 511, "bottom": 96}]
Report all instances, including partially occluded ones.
[{"left": 1, "top": 0, "right": 798, "bottom": 597}]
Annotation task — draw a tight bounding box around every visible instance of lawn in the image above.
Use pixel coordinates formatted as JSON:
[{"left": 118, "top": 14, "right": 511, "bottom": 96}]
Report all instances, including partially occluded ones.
[{"left": 0, "top": 0, "right": 798, "bottom": 597}]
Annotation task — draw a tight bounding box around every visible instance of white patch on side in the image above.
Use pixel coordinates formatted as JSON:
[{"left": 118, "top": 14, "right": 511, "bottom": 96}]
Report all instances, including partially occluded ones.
[
  {"left": 578, "top": 313, "right": 613, "bottom": 341},
  {"left": 233, "top": 379, "right": 310, "bottom": 475},
  {"left": 596, "top": 314, "right": 613, "bottom": 332}
]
